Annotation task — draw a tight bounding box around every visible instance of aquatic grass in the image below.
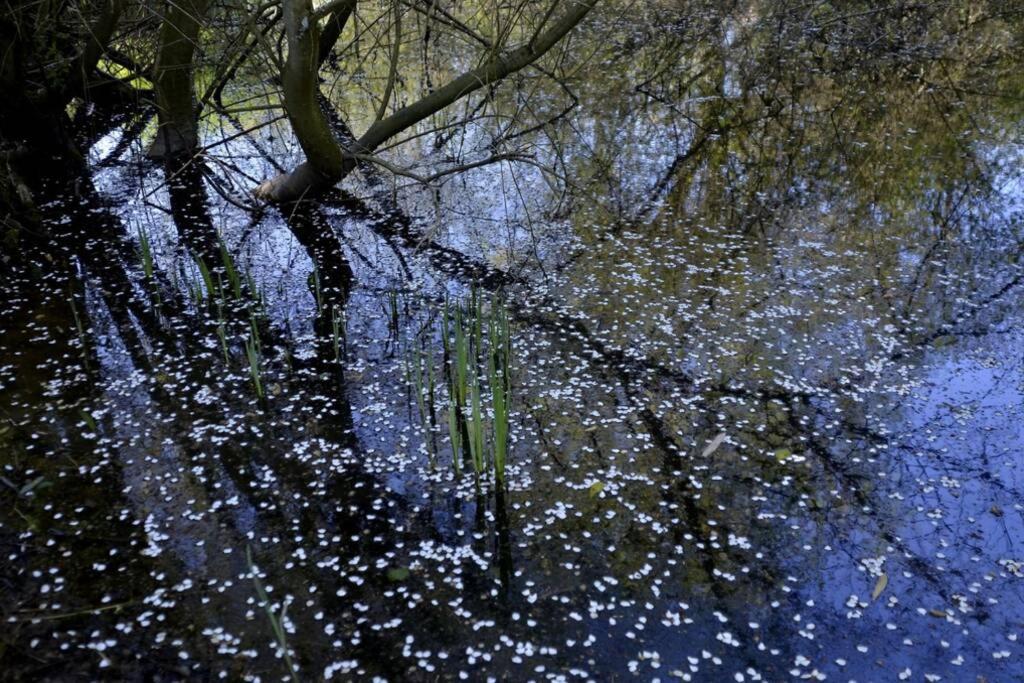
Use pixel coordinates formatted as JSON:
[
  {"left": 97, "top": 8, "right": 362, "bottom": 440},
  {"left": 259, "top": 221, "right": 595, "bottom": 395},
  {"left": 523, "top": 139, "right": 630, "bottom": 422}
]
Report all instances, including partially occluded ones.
[
  {"left": 488, "top": 308, "right": 510, "bottom": 484},
  {"left": 401, "top": 293, "right": 514, "bottom": 483},
  {"left": 219, "top": 238, "right": 243, "bottom": 301},
  {"left": 473, "top": 288, "right": 483, "bottom": 361},
  {"left": 249, "top": 314, "right": 262, "bottom": 354},
  {"left": 67, "top": 289, "right": 90, "bottom": 370},
  {"left": 215, "top": 297, "right": 229, "bottom": 363},
  {"left": 246, "top": 547, "right": 299, "bottom": 681},
  {"left": 441, "top": 292, "right": 514, "bottom": 484},
  {"left": 467, "top": 362, "right": 485, "bottom": 479},
  {"left": 245, "top": 324, "right": 263, "bottom": 399},
  {"left": 412, "top": 346, "right": 427, "bottom": 423},
  {"left": 79, "top": 410, "right": 97, "bottom": 433},
  {"left": 406, "top": 345, "right": 436, "bottom": 467},
  {"left": 136, "top": 227, "right": 162, "bottom": 306},
  {"left": 311, "top": 265, "right": 323, "bottom": 315},
  {"left": 195, "top": 256, "right": 216, "bottom": 304},
  {"left": 137, "top": 227, "right": 154, "bottom": 281},
  {"left": 447, "top": 389, "right": 462, "bottom": 476},
  {"left": 331, "top": 305, "right": 345, "bottom": 362},
  {"left": 388, "top": 288, "right": 400, "bottom": 336},
  {"left": 425, "top": 343, "right": 437, "bottom": 432},
  {"left": 452, "top": 303, "right": 470, "bottom": 473},
  {"left": 246, "top": 270, "right": 268, "bottom": 320}
]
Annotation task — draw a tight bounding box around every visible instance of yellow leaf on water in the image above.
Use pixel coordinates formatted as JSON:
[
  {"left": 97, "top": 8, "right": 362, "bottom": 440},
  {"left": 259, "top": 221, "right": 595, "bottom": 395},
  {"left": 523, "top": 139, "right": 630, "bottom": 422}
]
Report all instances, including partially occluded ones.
[
  {"left": 588, "top": 482, "right": 605, "bottom": 497},
  {"left": 872, "top": 573, "right": 888, "bottom": 601},
  {"left": 774, "top": 448, "right": 792, "bottom": 462}
]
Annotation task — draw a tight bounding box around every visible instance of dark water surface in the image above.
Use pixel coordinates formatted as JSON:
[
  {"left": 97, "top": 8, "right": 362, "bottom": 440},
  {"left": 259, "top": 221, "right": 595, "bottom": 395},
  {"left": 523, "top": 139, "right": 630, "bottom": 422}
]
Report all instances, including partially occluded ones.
[{"left": 2, "top": 3, "right": 1024, "bottom": 681}]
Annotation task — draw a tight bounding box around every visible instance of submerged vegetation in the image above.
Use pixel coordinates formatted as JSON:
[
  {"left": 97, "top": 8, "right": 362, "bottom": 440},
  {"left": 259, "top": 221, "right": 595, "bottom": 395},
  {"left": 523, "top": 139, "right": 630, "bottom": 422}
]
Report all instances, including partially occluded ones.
[{"left": 2, "top": 0, "right": 1024, "bottom": 680}]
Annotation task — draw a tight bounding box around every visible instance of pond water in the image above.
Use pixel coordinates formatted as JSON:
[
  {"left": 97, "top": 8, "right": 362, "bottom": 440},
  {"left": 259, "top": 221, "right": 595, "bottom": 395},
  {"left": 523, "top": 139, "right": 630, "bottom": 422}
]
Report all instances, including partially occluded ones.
[{"left": 2, "top": 3, "right": 1024, "bottom": 681}]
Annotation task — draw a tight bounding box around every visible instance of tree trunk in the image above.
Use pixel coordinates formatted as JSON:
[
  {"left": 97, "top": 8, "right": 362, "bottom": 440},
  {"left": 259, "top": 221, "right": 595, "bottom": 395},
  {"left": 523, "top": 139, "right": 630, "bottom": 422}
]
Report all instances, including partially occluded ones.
[
  {"left": 254, "top": 0, "right": 355, "bottom": 201},
  {"left": 255, "top": 0, "right": 597, "bottom": 203},
  {"left": 147, "top": 0, "right": 211, "bottom": 159}
]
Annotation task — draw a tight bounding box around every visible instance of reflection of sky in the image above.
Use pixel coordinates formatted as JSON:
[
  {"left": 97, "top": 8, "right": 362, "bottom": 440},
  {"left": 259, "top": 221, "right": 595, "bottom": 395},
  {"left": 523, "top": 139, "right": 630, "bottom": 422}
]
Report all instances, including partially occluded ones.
[
  {"left": 982, "top": 140, "right": 1024, "bottom": 218},
  {"left": 8, "top": 12, "right": 1024, "bottom": 680},
  {"left": 67, "top": 110, "right": 1024, "bottom": 683}
]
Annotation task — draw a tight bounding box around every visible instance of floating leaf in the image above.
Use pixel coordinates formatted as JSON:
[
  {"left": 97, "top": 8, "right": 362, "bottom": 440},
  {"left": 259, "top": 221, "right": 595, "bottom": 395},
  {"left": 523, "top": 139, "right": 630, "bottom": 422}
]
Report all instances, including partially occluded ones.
[
  {"left": 386, "top": 567, "right": 410, "bottom": 582},
  {"left": 701, "top": 433, "right": 727, "bottom": 457},
  {"left": 872, "top": 573, "right": 888, "bottom": 601},
  {"left": 588, "top": 482, "right": 605, "bottom": 497},
  {"left": 774, "top": 448, "right": 792, "bottom": 462}
]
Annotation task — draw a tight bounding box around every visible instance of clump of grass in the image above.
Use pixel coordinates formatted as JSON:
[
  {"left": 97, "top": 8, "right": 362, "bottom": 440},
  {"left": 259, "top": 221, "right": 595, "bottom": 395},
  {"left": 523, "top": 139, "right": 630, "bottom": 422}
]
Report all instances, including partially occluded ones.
[
  {"left": 436, "top": 289, "right": 515, "bottom": 485},
  {"left": 189, "top": 249, "right": 273, "bottom": 394},
  {"left": 399, "top": 289, "right": 514, "bottom": 485}
]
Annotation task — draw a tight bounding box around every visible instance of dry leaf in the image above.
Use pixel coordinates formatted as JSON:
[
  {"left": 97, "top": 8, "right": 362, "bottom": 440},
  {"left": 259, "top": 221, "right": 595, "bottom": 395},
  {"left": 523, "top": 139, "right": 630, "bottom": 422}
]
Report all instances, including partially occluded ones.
[{"left": 872, "top": 573, "right": 888, "bottom": 600}]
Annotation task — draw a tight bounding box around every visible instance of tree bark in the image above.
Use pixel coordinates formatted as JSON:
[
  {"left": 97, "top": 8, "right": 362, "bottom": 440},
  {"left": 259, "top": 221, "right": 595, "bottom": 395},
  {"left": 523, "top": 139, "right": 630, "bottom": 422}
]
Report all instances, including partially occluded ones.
[
  {"left": 253, "top": 0, "right": 351, "bottom": 199},
  {"left": 147, "top": 0, "right": 211, "bottom": 159},
  {"left": 255, "top": 0, "right": 597, "bottom": 203}
]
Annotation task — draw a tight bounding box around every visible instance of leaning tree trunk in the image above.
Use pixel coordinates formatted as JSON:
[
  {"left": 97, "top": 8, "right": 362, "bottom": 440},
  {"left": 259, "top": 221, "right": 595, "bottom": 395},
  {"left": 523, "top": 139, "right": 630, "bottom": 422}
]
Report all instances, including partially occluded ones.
[
  {"left": 255, "top": 0, "right": 597, "bottom": 203},
  {"left": 253, "top": 0, "right": 354, "bottom": 201},
  {"left": 147, "top": 0, "right": 211, "bottom": 159}
]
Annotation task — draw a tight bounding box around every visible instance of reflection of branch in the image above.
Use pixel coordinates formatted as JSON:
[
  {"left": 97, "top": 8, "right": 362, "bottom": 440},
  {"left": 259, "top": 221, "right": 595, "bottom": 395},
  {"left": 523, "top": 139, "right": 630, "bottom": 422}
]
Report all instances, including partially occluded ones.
[
  {"left": 352, "top": 151, "right": 534, "bottom": 186},
  {"left": 395, "top": 0, "right": 489, "bottom": 48},
  {"left": 374, "top": 2, "right": 402, "bottom": 122},
  {"left": 356, "top": 1, "right": 597, "bottom": 152}
]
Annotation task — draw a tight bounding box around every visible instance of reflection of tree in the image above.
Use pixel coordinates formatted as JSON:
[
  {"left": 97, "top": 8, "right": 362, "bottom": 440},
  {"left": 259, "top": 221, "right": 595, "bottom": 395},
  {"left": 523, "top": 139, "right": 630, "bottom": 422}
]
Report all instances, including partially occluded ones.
[{"left": 5, "top": 0, "right": 1024, "bottom": 677}]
